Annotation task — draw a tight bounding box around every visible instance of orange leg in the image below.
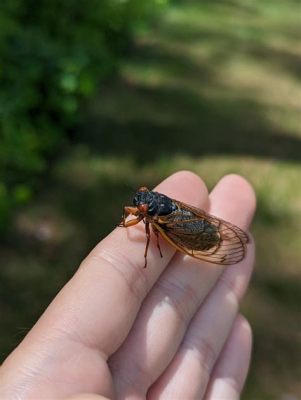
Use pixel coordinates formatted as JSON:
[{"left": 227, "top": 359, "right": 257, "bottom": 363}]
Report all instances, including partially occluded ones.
[
  {"left": 152, "top": 226, "right": 163, "bottom": 258},
  {"left": 119, "top": 216, "right": 143, "bottom": 228},
  {"left": 144, "top": 222, "right": 151, "bottom": 268},
  {"left": 118, "top": 206, "right": 140, "bottom": 227},
  {"left": 154, "top": 229, "right": 163, "bottom": 258}
]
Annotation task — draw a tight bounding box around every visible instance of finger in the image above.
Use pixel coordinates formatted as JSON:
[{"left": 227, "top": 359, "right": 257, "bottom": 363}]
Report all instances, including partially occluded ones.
[
  {"left": 147, "top": 241, "right": 254, "bottom": 399},
  {"left": 0, "top": 171, "right": 208, "bottom": 399},
  {"left": 209, "top": 174, "right": 256, "bottom": 229},
  {"left": 204, "top": 315, "right": 252, "bottom": 400},
  {"left": 208, "top": 174, "right": 256, "bottom": 303},
  {"left": 110, "top": 175, "right": 256, "bottom": 398}
]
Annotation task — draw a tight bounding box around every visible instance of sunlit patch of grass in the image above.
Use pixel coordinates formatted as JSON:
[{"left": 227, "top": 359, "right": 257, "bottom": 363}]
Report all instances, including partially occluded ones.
[
  {"left": 219, "top": 59, "right": 301, "bottom": 136},
  {"left": 54, "top": 146, "right": 137, "bottom": 189}
]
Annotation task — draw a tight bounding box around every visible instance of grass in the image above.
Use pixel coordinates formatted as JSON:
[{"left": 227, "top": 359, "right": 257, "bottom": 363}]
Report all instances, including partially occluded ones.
[{"left": 1, "top": 0, "right": 301, "bottom": 398}]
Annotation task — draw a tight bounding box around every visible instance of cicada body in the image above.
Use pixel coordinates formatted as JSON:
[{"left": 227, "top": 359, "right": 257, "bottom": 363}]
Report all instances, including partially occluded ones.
[{"left": 119, "top": 187, "right": 249, "bottom": 268}]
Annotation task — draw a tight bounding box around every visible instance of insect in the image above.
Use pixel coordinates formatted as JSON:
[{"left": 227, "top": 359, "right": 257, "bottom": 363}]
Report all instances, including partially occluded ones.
[{"left": 119, "top": 187, "right": 249, "bottom": 268}]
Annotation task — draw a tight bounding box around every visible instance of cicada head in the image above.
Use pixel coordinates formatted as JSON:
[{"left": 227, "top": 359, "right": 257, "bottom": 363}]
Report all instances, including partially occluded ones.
[
  {"left": 133, "top": 187, "right": 177, "bottom": 216},
  {"left": 133, "top": 187, "right": 152, "bottom": 215}
]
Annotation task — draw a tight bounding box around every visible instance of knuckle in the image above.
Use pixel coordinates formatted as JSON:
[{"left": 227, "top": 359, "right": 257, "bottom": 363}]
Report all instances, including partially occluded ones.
[
  {"left": 154, "top": 276, "right": 199, "bottom": 324},
  {"left": 184, "top": 333, "right": 218, "bottom": 376},
  {"left": 218, "top": 274, "right": 240, "bottom": 308},
  {"left": 86, "top": 249, "right": 149, "bottom": 304}
]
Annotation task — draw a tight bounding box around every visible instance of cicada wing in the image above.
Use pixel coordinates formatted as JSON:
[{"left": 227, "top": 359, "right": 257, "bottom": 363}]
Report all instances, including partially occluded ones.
[
  {"left": 154, "top": 201, "right": 249, "bottom": 265},
  {"left": 181, "top": 218, "right": 248, "bottom": 265}
]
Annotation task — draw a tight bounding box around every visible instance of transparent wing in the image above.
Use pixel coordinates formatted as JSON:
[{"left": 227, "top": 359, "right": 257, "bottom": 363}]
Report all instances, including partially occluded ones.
[{"left": 154, "top": 201, "right": 249, "bottom": 265}]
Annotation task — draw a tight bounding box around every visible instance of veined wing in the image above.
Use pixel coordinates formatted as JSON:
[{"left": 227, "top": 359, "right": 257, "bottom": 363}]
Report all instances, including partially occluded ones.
[{"left": 154, "top": 201, "right": 249, "bottom": 265}]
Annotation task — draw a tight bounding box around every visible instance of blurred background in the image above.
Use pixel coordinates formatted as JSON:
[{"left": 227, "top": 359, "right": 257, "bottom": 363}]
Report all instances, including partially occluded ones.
[{"left": 1, "top": 0, "right": 301, "bottom": 398}]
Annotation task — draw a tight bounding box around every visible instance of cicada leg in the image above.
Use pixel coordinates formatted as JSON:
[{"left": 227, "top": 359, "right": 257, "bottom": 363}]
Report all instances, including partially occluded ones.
[
  {"left": 152, "top": 225, "right": 163, "bottom": 258},
  {"left": 119, "top": 216, "right": 143, "bottom": 228},
  {"left": 118, "top": 206, "right": 141, "bottom": 227},
  {"left": 143, "top": 221, "right": 151, "bottom": 268}
]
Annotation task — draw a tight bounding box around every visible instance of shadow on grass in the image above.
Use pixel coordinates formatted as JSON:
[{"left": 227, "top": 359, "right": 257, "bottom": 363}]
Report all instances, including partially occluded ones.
[
  {"left": 256, "top": 275, "right": 301, "bottom": 312},
  {"left": 243, "top": 273, "right": 301, "bottom": 397},
  {"left": 78, "top": 81, "right": 301, "bottom": 163}
]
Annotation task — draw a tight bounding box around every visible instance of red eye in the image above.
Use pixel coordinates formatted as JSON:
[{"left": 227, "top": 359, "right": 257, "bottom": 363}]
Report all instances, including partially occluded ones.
[
  {"left": 138, "top": 204, "right": 148, "bottom": 213},
  {"left": 138, "top": 186, "right": 149, "bottom": 193}
]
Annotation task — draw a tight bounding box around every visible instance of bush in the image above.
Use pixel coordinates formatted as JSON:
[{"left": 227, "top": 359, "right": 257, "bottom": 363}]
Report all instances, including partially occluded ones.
[{"left": 0, "top": 0, "right": 166, "bottom": 231}]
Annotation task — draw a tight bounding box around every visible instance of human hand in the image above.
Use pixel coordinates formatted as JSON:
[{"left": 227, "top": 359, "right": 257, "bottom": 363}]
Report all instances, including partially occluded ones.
[{"left": 0, "top": 171, "right": 256, "bottom": 400}]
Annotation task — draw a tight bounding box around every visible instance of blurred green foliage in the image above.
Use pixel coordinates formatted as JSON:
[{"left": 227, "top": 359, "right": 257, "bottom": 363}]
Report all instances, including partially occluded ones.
[{"left": 0, "top": 0, "right": 166, "bottom": 231}]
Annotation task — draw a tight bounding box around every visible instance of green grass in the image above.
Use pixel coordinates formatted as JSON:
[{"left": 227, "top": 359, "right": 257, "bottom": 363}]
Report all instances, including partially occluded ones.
[{"left": 1, "top": 0, "right": 301, "bottom": 398}]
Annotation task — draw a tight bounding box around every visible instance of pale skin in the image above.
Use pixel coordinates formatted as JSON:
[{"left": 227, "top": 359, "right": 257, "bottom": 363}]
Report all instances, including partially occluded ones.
[{"left": 0, "top": 171, "right": 256, "bottom": 400}]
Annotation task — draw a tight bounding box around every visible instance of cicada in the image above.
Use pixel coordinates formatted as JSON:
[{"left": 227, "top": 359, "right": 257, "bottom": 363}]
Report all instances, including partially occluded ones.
[{"left": 119, "top": 186, "right": 249, "bottom": 268}]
